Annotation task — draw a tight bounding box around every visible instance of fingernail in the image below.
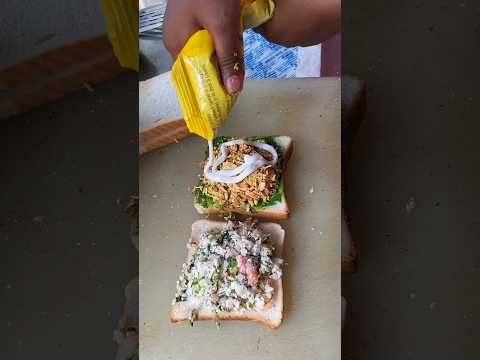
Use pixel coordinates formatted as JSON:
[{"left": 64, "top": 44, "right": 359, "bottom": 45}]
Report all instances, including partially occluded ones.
[{"left": 226, "top": 75, "right": 241, "bottom": 94}]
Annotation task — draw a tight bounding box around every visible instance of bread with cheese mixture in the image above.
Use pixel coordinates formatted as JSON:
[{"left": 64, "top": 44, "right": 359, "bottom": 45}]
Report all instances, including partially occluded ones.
[{"left": 170, "top": 220, "right": 285, "bottom": 329}]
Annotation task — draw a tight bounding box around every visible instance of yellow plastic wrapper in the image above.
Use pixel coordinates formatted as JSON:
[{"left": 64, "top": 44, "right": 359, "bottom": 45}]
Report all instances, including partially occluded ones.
[
  {"left": 100, "top": 0, "right": 139, "bottom": 71},
  {"left": 172, "top": 0, "right": 275, "bottom": 140}
]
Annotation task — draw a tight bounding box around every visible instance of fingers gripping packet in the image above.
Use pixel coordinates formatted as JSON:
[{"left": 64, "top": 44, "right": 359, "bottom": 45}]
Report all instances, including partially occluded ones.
[
  {"left": 171, "top": 0, "right": 275, "bottom": 140},
  {"left": 172, "top": 31, "right": 233, "bottom": 141}
]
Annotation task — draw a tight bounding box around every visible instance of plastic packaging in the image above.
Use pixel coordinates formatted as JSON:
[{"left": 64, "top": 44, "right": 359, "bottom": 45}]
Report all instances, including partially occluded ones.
[
  {"left": 100, "top": 0, "right": 139, "bottom": 71},
  {"left": 172, "top": 0, "right": 275, "bottom": 140}
]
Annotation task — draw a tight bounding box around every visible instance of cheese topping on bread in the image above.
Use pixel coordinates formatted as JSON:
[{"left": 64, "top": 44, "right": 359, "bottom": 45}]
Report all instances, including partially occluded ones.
[{"left": 173, "top": 221, "right": 283, "bottom": 316}]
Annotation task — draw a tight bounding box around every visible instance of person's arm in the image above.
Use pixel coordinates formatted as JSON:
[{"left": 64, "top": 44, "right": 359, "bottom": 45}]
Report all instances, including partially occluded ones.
[
  {"left": 163, "top": 0, "right": 341, "bottom": 94},
  {"left": 255, "top": 0, "right": 341, "bottom": 47}
]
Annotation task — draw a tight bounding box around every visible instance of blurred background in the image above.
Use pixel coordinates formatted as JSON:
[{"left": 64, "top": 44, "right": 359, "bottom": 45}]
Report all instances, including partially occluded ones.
[{"left": 1, "top": 1, "right": 138, "bottom": 359}]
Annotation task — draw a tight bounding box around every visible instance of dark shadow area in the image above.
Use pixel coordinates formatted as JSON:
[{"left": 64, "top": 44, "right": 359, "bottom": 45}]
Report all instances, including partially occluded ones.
[
  {"left": 0, "top": 73, "right": 138, "bottom": 358},
  {"left": 139, "top": 36, "right": 173, "bottom": 81},
  {"left": 342, "top": 1, "right": 480, "bottom": 359}
]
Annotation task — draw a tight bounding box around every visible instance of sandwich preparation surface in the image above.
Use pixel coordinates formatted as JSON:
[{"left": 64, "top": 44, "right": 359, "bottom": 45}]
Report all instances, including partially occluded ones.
[{"left": 140, "top": 78, "right": 341, "bottom": 360}]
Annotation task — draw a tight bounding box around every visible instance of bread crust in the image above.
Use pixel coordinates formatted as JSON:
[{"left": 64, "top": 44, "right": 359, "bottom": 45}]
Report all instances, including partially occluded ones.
[
  {"left": 194, "top": 203, "right": 289, "bottom": 220},
  {"left": 170, "top": 309, "right": 282, "bottom": 329}
]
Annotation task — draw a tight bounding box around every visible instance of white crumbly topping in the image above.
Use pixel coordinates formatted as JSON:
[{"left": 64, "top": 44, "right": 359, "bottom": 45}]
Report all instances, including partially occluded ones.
[{"left": 174, "top": 221, "right": 283, "bottom": 314}]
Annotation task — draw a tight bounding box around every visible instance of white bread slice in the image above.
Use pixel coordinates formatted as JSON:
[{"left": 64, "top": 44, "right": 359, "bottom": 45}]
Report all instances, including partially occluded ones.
[
  {"left": 194, "top": 136, "right": 294, "bottom": 219},
  {"left": 139, "top": 71, "right": 182, "bottom": 133},
  {"left": 139, "top": 71, "right": 192, "bottom": 153},
  {"left": 170, "top": 220, "right": 285, "bottom": 329}
]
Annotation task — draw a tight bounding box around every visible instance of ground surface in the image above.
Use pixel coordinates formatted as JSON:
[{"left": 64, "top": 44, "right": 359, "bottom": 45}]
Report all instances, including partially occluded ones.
[
  {"left": 342, "top": 1, "right": 480, "bottom": 359},
  {"left": 1, "top": 0, "right": 105, "bottom": 68},
  {"left": 0, "top": 73, "right": 138, "bottom": 358}
]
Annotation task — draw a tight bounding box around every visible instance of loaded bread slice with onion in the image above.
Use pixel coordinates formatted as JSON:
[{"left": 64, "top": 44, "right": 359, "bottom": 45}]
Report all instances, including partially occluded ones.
[{"left": 193, "top": 136, "right": 293, "bottom": 219}]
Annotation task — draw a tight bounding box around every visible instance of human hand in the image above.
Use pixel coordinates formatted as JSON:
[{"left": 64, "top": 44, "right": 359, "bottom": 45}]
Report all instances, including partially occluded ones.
[{"left": 163, "top": 0, "right": 244, "bottom": 95}]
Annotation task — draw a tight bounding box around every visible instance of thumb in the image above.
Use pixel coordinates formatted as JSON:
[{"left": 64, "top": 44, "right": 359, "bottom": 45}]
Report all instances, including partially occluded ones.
[{"left": 211, "top": 27, "right": 244, "bottom": 95}]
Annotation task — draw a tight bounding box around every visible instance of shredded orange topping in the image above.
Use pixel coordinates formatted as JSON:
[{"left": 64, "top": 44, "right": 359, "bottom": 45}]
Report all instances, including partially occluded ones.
[{"left": 201, "top": 143, "right": 280, "bottom": 209}]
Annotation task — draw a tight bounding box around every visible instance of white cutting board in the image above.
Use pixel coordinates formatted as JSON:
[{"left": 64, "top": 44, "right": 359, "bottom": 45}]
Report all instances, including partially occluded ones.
[{"left": 139, "top": 78, "right": 341, "bottom": 360}]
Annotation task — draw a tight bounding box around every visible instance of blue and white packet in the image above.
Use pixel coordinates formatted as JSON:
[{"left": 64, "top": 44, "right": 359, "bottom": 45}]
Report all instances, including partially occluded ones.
[{"left": 243, "top": 29, "right": 321, "bottom": 79}]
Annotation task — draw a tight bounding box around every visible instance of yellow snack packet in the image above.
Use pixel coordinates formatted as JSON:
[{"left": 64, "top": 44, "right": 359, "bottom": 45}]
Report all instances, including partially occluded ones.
[
  {"left": 100, "top": 0, "right": 139, "bottom": 71},
  {"left": 172, "top": 0, "right": 275, "bottom": 140},
  {"left": 242, "top": 0, "right": 276, "bottom": 29}
]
